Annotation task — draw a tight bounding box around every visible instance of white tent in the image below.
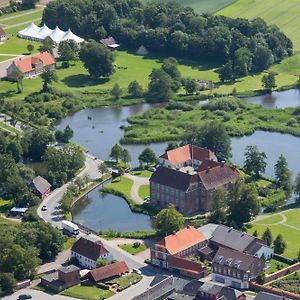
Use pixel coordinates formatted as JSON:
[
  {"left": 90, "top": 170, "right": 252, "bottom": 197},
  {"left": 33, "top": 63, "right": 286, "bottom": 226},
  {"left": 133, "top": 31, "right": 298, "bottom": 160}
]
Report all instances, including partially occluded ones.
[
  {"left": 49, "top": 26, "right": 66, "bottom": 44},
  {"left": 38, "top": 24, "right": 53, "bottom": 39},
  {"left": 18, "top": 24, "right": 84, "bottom": 44},
  {"left": 63, "top": 29, "right": 84, "bottom": 43},
  {"left": 18, "top": 23, "right": 41, "bottom": 40},
  {"left": 136, "top": 45, "right": 149, "bottom": 55}
]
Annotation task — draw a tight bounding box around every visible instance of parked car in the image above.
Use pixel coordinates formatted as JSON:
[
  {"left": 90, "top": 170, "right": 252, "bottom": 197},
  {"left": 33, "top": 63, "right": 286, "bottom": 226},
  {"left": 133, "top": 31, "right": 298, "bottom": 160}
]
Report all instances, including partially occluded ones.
[
  {"left": 149, "top": 167, "right": 156, "bottom": 172},
  {"left": 41, "top": 205, "right": 48, "bottom": 211},
  {"left": 18, "top": 294, "right": 32, "bottom": 300},
  {"left": 133, "top": 268, "right": 142, "bottom": 275}
]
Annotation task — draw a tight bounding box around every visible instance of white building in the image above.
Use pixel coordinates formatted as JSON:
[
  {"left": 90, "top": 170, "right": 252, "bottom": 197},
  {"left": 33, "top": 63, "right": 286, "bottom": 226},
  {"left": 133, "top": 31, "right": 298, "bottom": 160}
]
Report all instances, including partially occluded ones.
[
  {"left": 71, "top": 236, "right": 113, "bottom": 269},
  {"left": 18, "top": 23, "right": 84, "bottom": 45}
]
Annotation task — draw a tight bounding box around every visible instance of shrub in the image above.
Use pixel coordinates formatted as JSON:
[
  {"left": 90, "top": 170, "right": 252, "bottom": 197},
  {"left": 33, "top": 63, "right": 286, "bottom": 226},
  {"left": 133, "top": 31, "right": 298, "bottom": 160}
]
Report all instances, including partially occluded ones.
[{"left": 62, "top": 61, "right": 70, "bottom": 68}]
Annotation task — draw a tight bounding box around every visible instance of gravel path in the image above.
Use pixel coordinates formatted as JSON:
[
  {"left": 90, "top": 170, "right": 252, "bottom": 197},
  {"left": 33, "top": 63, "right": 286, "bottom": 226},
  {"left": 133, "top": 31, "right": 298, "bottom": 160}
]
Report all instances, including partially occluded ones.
[{"left": 124, "top": 173, "right": 149, "bottom": 204}]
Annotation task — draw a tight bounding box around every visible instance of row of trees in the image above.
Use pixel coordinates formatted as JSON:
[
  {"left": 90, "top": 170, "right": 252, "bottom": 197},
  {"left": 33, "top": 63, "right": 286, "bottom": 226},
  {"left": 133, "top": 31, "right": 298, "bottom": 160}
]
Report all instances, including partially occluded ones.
[
  {"left": 43, "top": 0, "right": 292, "bottom": 78},
  {"left": 258, "top": 228, "right": 287, "bottom": 255}
]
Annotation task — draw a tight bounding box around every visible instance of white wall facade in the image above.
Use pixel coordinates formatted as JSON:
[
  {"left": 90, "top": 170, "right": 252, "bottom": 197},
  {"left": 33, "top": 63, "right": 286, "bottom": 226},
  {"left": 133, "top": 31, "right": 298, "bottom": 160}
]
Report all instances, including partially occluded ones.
[
  {"left": 212, "top": 273, "right": 249, "bottom": 289},
  {"left": 71, "top": 251, "right": 113, "bottom": 269},
  {"left": 255, "top": 245, "right": 273, "bottom": 260}
]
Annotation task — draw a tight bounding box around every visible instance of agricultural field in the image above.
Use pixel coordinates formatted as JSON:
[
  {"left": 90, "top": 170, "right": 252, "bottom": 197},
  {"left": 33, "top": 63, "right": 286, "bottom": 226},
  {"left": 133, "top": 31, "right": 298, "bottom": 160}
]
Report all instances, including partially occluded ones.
[
  {"left": 217, "top": 0, "right": 300, "bottom": 51},
  {"left": 248, "top": 208, "right": 300, "bottom": 259}
]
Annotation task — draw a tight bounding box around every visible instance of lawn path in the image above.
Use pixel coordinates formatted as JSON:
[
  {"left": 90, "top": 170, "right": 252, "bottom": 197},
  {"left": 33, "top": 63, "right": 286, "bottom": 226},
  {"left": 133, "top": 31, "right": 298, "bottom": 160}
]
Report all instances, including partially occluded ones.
[
  {"left": 124, "top": 173, "right": 149, "bottom": 204},
  {"left": 2, "top": 17, "right": 41, "bottom": 29},
  {"left": 0, "top": 8, "right": 43, "bottom": 22}
]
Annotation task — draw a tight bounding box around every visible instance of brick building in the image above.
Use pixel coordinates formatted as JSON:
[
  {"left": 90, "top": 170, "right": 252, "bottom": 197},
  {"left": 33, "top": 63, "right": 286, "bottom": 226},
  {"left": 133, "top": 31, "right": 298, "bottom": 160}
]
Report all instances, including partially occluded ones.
[
  {"left": 29, "top": 175, "right": 52, "bottom": 199},
  {"left": 150, "top": 145, "right": 239, "bottom": 215},
  {"left": 151, "top": 226, "right": 207, "bottom": 279},
  {"left": 41, "top": 265, "right": 80, "bottom": 292}
]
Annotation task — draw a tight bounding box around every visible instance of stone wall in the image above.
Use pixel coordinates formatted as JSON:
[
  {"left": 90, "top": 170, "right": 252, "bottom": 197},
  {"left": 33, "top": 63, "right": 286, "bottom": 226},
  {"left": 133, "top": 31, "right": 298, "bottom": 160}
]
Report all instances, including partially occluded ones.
[{"left": 265, "top": 262, "right": 300, "bottom": 283}]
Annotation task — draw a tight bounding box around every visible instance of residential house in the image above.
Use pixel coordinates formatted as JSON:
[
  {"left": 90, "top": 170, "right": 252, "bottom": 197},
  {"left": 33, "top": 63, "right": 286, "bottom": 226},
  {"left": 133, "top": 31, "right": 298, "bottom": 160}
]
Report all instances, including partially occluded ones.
[
  {"left": 200, "top": 224, "right": 273, "bottom": 260},
  {"left": 151, "top": 226, "right": 208, "bottom": 278},
  {"left": 71, "top": 236, "right": 113, "bottom": 269},
  {"left": 29, "top": 175, "right": 52, "bottom": 199},
  {"left": 211, "top": 247, "right": 264, "bottom": 289},
  {"left": 0, "top": 27, "right": 7, "bottom": 42},
  {"left": 7, "top": 52, "right": 55, "bottom": 79},
  {"left": 84, "top": 261, "right": 129, "bottom": 283},
  {"left": 100, "top": 37, "right": 119, "bottom": 49},
  {"left": 150, "top": 145, "right": 239, "bottom": 215},
  {"left": 197, "top": 282, "right": 246, "bottom": 300},
  {"left": 41, "top": 265, "right": 80, "bottom": 292}
]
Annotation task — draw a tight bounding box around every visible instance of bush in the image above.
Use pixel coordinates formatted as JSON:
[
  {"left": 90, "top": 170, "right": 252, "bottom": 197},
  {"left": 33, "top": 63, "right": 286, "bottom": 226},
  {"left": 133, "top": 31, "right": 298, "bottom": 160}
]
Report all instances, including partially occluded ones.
[
  {"left": 97, "top": 283, "right": 109, "bottom": 290},
  {"left": 62, "top": 61, "right": 70, "bottom": 68}
]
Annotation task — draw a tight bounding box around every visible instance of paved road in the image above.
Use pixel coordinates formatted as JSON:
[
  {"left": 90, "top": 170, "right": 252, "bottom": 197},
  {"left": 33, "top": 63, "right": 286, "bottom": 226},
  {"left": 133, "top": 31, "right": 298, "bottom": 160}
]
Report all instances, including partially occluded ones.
[
  {"left": 124, "top": 173, "right": 149, "bottom": 204},
  {"left": 3, "top": 289, "right": 75, "bottom": 300}
]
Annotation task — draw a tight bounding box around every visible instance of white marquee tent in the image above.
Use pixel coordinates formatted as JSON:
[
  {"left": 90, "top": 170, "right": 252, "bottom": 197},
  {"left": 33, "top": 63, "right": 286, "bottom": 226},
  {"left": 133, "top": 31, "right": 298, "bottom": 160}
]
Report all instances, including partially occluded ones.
[{"left": 18, "top": 23, "right": 84, "bottom": 44}]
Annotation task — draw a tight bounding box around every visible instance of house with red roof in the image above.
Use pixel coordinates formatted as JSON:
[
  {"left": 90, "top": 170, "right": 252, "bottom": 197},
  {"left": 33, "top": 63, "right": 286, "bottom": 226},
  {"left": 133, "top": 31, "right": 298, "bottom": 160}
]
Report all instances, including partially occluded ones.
[
  {"left": 7, "top": 51, "right": 55, "bottom": 79},
  {"left": 150, "top": 144, "right": 239, "bottom": 215},
  {"left": 151, "top": 226, "right": 208, "bottom": 279},
  {"left": 0, "top": 27, "right": 7, "bottom": 42},
  {"left": 71, "top": 236, "right": 113, "bottom": 269}
]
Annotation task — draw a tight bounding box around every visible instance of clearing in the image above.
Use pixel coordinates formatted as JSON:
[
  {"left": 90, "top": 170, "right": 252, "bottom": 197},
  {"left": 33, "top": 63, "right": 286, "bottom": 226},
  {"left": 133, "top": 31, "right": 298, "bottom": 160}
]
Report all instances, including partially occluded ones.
[{"left": 61, "top": 285, "right": 114, "bottom": 300}]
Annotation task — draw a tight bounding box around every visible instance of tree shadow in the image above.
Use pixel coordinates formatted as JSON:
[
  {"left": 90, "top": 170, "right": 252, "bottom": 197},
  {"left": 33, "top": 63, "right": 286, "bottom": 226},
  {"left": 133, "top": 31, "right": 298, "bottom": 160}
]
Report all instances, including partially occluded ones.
[
  {"left": 0, "top": 90, "right": 16, "bottom": 99},
  {"left": 61, "top": 74, "right": 109, "bottom": 88}
]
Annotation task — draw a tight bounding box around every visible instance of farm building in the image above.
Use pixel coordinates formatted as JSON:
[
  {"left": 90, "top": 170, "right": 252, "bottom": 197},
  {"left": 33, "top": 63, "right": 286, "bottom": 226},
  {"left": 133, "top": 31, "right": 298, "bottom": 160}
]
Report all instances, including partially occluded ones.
[{"left": 28, "top": 175, "right": 52, "bottom": 199}]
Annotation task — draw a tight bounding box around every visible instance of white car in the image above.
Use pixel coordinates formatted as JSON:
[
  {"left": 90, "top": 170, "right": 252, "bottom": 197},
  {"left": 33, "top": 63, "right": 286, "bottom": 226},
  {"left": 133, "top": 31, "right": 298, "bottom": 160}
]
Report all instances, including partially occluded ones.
[
  {"left": 132, "top": 268, "right": 142, "bottom": 275},
  {"left": 41, "top": 205, "right": 48, "bottom": 211}
]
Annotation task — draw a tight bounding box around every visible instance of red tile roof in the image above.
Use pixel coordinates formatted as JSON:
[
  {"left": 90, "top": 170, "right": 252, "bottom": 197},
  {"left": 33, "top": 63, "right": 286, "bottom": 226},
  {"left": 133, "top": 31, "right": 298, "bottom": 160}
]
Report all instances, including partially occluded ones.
[
  {"left": 198, "top": 165, "right": 238, "bottom": 190},
  {"left": 87, "top": 261, "right": 129, "bottom": 282},
  {"left": 160, "top": 145, "right": 217, "bottom": 165},
  {"left": 156, "top": 226, "right": 207, "bottom": 255},
  {"left": 15, "top": 51, "right": 55, "bottom": 73},
  {"left": 169, "top": 256, "right": 205, "bottom": 274},
  {"left": 71, "top": 237, "right": 109, "bottom": 261}
]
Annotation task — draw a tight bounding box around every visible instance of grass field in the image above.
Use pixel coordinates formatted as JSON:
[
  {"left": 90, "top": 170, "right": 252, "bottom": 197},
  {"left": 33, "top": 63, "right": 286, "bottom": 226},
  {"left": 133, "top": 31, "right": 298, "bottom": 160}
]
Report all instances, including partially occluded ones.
[
  {"left": 119, "top": 243, "right": 147, "bottom": 255},
  {"left": 61, "top": 285, "right": 114, "bottom": 300},
  {"left": 0, "top": 8, "right": 38, "bottom": 21},
  {"left": 0, "top": 36, "right": 40, "bottom": 55},
  {"left": 267, "top": 258, "right": 289, "bottom": 274},
  {"left": 249, "top": 208, "right": 300, "bottom": 259},
  {"left": 0, "top": 10, "right": 42, "bottom": 26},
  {"left": 107, "top": 273, "right": 142, "bottom": 291},
  {"left": 217, "top": 0, "right": 300, "bottom": 51},
  {"left": 130, "top": 169, "right": 153, "bottom": 178},
  {"left": 105, "top": 177, "right": 134, "bottom": 201},
  {"left": 138, "top": 185, "right": 150, "bottom": 200}
]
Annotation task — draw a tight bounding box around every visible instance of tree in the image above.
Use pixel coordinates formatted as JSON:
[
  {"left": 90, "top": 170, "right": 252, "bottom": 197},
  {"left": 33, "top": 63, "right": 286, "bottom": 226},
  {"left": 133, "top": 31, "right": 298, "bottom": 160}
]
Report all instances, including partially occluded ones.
[
  {"left": 256, "top": 273, "right": 266, "bottom": 285},
  {"left": 294, "top": 173, "right": 300, "bottom": 204},
  {"left": 233, "top": 47, "right": 252, "bottom": 77},
  {"left": 252, "top": 229, "right": 259, "bottom": 237},
  {"left": 22, "top": 0, "right": 38, "bottom": 8},
  {"left": 111, "top": 83, "right": 122, "bottom": 100},
  {"left": 166, "top": 142, "right": 179, "bottom": 151},
  {"left": 219, "top": 61, "right": 233, "bottom": 82},
  {"left": 147, "top": 68, "right": 174, "bottom": 102},
  {"left": 183, "top": 77, "right": 197, "bottom": 94},
  {"left": 39, "top": 36, "right": 53, "bottom": 54},
  {"left": 128, "top": 80, "right": 143, "bottom": 98},
  {"left": 0, "top": 273, "right": 17, "bottom": 294},
  {"left": 262, "top": 227, "right": 273, "bottom": 246},
  {"left": 262, "top": 72, "right": 276, "bottom": 92},
  {"left": 9, "top": 68, "right": 23, "bottom": 93},
  {"left": 161, "top": 57, "right": 181, "bottom": 91},
  {"left": 138, "top": 147, "right": 156, "bottom": 167},
  {"left": 80, "top": 41, "right": 114, "bottom": 79},
  {"left": 273, "top": 234, "right": 286, "bottom": 254},
  {"left": 27, "top": 44, "right": 34, "bottom": 53},
  {"left": 40, "top": 67, "right": 58, "bottom": 92},
  {"left": 208, "top": 187, "right": 228, "bottom": 224},
  {"left": 58, "top": 40, "right": 78, "bottom": 62},
  {"left": 117, "top": 166, "right": 125, "bottom": 181},
  {"left": 155, "top": 205, "right": 184, "bottom": 235},
  {"left": 274, "top": 154, "right": 292, "bottom": 193},
  {"left": 98, "top": 162, "right": 108, "bottom": 176},
  {"left": 96, "top": 258, "right": 107, "bottom": 267},
  {"left": 244, "top": 145, "right": 267, "bottom": 178},
  {"left": 185, "top": 121, "right": 231, "bottom": 161},
  {"left": 228, "top": 181, "right": 260, "bottom": 227},
  {"left": 121, "top": 148, "right": 131, "bottom": 165},
  {"left": 110, "top": 144, "right": 123, "bottom": 163}
]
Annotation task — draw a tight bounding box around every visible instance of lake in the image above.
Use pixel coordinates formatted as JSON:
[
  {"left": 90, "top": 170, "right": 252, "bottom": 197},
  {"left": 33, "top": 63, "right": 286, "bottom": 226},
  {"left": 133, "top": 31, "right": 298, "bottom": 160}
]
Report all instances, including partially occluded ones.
[{"left": 57, "top": 89, "right": 300, "bottom": 231}]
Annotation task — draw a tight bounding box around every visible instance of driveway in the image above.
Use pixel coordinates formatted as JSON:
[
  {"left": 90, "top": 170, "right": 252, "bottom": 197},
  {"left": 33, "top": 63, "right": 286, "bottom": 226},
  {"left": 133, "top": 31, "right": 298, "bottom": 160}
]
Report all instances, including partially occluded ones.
[
  {"left": 3, "top": 289, "right": 76, "bottom": 300},
  {"left": 124, "top": 173, "right": 149, "bottom": 204}
]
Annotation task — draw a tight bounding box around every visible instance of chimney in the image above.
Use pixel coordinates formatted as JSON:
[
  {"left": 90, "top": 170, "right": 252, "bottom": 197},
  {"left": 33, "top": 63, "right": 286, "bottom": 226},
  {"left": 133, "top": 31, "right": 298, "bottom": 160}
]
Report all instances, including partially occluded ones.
[
  {"left": 221, "top": 161, "right": 225, "bottom": 167},
  {"left": 206, "top": 166, "right": 211, "bottom": 173}
]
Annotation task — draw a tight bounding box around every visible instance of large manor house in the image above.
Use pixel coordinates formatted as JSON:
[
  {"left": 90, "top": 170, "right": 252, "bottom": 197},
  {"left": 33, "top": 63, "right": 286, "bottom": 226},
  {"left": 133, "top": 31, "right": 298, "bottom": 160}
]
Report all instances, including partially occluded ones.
[{"left": 150, "top": 145, "right": 239, "bottom": 215}]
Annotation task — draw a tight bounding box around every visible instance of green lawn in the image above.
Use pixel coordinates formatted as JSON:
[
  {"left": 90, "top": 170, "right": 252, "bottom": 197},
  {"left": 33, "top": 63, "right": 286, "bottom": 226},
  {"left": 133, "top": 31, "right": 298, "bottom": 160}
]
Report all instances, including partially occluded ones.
[
  {"left": 0, "top": 8, "right": 39, "bottom": 21},
  {"left": 0, "top": 55, "right": 13, "bottom": 61},
  {"left": 0, "top": 36, "right": 40, "bottom": 55},
  {"left": 61, "top": 285, "right": 114, "bottom": 300},
  {"left": 138, "top": 185, "right": 149, "bottom": 200},
  {"left": 1, "top": 10, "right": 43, "bottom": 26},
  {"left": 119, "top": 243, "right": 147, "bottom": 255},
  {"left": 130, "top": 169, "right": 153, "bottom": 178},
  {"left": 266, "top": 258, "right": 289, "bottom": 274},
  {"left": 0, "top": 199, "right": 14, "bottom": 225},
  {"left": 107, "top": 273, "right": 142, "bottom": 291},
  {"left": 217, "top": 0, "right": 300, "bottom": 51},
  {"left": 63, "top": 237, "right": 77, "bottom": 250},
  {"left": 249, "top": 208, "right": 300, "bottom": 259},
  {"left": 105, "top": 177, "right": 133, "bottom": 201}
]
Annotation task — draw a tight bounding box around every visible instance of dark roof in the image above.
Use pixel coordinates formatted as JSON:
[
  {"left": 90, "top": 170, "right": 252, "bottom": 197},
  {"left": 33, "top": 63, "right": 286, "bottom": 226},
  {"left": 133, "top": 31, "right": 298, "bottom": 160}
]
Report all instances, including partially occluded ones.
[
  {"left": 58, "top": 265, "right": 80, "bottom": 274},
  {"left": 244, "top": 239, "right": 267, "bottom": 256},
  {"left": 150, "top": 274, "right": 170, "bottom": 287},
  {"left": 211, "top": 225, "right": 266, "bottom": 253},
  {"left": 100, "top": 37, "right": 118, "bottom": 47},
  {"left": 71, "top": 236, "right": 109, "bottom": 261},
  {"left": 87, "top": 261, "right": 129, "bottom": 282},
  {"left": 150, "top": 166, "right": 198, "bottom": 191},
  {"left": 212, "top": 247, "right": 263, "bottom": 272},
  {"left": 198, "top": 245, "right": 214, "bottom": 255},
  {"left": 0, "top": 27, "right": 6, "bottom": 36},
  {"left": 220, "top": 286, "right": 244, "bottom": 300},
  {"left": 198, "top": 282, "right": 223, "bottom": 296},
  {"left": 198, "top": 165, "right": 238, "bottom": 190},
  {"left": 254, "top": 292, "right": 292, "bottom": 300},
  {"left": 30, "top": 175, "right": 51, "bottom": 194},
  {"left": 167, "top": 292, "right": 195, "bottom": 300},
  {"left": 182, "top": 280, "right": 203, "bottom": 296}
]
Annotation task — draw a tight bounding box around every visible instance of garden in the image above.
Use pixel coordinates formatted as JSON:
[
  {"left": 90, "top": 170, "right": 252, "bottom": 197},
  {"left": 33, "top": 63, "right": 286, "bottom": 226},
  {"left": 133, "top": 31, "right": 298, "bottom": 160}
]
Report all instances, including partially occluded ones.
[
  {"left": 61, "top": 285, "right": 114, "bottom": 300},
  {"left": 270, "top": 272, "right": 300, "bottom": 295}
]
